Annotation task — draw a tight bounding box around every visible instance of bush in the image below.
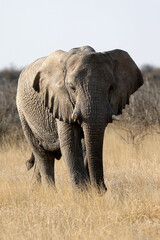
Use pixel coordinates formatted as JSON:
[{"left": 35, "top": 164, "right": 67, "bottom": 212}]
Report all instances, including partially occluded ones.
[
  {"left": 0, "top": 68, "right": 23, "bottom": 144},
  {"left": 114, "top": 68, "right": 160, "bottom": 147},
  {"left": 0, "top": 67, "right": 21, "bottom": 83},
  {"left": 141, "top": 64, "right": 156, "bottom": 75}
]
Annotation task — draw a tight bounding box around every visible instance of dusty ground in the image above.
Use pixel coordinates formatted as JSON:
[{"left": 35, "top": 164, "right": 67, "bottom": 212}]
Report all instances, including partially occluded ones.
[{"left": 0, "top": 126, "right": 160, "bottom": 240}]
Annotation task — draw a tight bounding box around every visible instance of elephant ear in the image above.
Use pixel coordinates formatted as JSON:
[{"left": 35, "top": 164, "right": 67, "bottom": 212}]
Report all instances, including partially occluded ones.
[
  {"left": 33, "top": 51, "right": 74, "bottom": 123},
  {"left": 103, "top": 49, "right": 143, "bottom": 115}
]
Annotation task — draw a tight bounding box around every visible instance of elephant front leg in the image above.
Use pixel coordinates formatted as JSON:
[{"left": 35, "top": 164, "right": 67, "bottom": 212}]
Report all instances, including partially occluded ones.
[{"left": 57, "top": 121, "right": 89, "bottom": 189}]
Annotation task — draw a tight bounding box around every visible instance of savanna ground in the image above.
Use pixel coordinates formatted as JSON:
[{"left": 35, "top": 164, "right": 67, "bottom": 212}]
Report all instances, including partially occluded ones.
[{"left": 0, "top": 66, "right": 160, "bottom": 239}]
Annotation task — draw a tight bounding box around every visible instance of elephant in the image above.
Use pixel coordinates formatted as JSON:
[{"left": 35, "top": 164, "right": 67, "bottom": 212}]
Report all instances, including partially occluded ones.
[{"left": 16, "top": 46, "right": 143, "bottom": 192}]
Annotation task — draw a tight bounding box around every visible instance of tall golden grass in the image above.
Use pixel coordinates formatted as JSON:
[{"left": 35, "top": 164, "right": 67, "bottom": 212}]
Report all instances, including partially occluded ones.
[{"left": 0, "top": 125, "right": 160, "bottom": 240}]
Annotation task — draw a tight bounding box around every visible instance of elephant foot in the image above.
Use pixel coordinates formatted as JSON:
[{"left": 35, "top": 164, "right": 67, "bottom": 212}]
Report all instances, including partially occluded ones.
[
  {"left": 31, "top": 165, "right": 56, "bottom": 188},
  {"left": 71, "top": 172, "right": 90, "bottom": 192},
  {"left": 95, "top": 182, "right": 107, "bottom": 195}
]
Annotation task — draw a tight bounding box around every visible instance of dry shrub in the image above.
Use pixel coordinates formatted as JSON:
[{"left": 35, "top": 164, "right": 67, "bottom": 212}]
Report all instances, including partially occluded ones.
[
  {"left": 0, "top": 68, "right": 23, "bottom": 144},
  {"left": 114, "top": 68, "right": 160, "bottom": 147},
  {"left": 0, "top": 67, "right": 21, "bottom": 82}
]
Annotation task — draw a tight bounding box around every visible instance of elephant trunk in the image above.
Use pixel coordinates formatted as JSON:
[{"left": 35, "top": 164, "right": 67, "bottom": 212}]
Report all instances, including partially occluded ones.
[
  {"left": 82, "top": 123, "right": 107, "bottom": 192},
  {"left": 72, "top": 94, "right": 113, "bottom": 192}
]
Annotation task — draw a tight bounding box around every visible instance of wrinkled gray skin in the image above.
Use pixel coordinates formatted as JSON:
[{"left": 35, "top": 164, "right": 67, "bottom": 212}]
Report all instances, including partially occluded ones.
[{"left": 16, "top": 46, "right": 143, "bottom": 192}]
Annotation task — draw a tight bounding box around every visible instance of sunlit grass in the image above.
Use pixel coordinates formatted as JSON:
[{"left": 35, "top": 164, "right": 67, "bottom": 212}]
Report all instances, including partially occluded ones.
[{"left": 0, "top": 126, "right": 160, "bottom": 240}]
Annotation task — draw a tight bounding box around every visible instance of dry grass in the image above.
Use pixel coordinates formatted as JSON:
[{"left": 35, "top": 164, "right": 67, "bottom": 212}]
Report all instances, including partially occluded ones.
[{"left": 0, "top": 126, "right": 160, "bottom": 240}]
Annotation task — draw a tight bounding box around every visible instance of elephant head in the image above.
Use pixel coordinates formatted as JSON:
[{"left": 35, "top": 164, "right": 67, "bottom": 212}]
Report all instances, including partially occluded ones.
[{"left": 32, "top": 46, "right": 143, "bottom": 190}]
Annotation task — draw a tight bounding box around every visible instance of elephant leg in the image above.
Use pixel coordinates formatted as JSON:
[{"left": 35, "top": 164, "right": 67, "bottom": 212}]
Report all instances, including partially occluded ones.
[
  {"left": 30, "top": 147, "right": 54, "bottom": 185},
  {"left": 57, "top": 121, "right": 89, "bottom": 188},
  {"left": 25, "top": 152, "right": 41, "bottom": 183},
  {"left": 19, "top": 111, "right": 55, "bottom": 185}
]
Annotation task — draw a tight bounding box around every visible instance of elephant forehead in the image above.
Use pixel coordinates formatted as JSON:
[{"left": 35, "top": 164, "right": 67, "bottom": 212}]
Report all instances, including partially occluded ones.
[{"left": 66, "top": 53, "right": 114, "bottom": 85}]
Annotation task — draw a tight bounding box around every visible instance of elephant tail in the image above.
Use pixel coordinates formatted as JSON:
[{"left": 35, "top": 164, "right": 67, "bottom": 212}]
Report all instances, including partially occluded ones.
[
  {"left": 25, "top": 150, "right": 61, "bottom": 171},
  {"left": 26, "top": 153, "right": 35, "bottom": 171}
]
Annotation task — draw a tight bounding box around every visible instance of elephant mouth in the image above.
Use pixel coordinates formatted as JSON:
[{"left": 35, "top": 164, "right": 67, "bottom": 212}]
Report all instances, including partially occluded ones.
[
  {"left": 71, "top": 108, "right": 120, "bottom": 124},
  {"left": 112, "top": 115, "right": 120, "bottom": 121},
  {"left": 71, "top": 111, "right": 79, "bottom": 122}
]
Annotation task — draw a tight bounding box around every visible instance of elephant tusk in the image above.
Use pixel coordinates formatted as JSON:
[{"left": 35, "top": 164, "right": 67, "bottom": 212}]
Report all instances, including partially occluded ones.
[
  {"left": 112, "top": 115, "right": 120, "bottom": 121},
  {"left": 71, "top": 112, "right": 78, "bottom": 122}
]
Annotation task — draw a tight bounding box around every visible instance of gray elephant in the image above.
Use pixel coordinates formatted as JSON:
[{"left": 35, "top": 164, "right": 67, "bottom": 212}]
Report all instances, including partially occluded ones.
[{"left": 16, "top": 46, "right": 143, "bottom": 192}]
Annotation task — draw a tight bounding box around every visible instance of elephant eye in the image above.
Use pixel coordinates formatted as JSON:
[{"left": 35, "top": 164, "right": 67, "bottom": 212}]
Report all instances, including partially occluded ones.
[{"left": 69, "top": 84, "right": 76, "bottom": 92}]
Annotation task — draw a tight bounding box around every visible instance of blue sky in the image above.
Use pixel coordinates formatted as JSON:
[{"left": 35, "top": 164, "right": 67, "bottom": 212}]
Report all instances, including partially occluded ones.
[{"left": 1, "top": 0, "right": 160, "bottom": 69}]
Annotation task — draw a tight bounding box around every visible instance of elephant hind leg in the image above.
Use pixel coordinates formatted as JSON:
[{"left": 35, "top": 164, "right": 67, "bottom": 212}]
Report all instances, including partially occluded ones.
[
  {"left": 25, "top": 152, "right": 41, "bottom": 184},
  {"left": 32, "top": 160, "right": 41, "bottom": 183},
  {"left": 19, "top": 111, "right": 55, "bottom": 186}
]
